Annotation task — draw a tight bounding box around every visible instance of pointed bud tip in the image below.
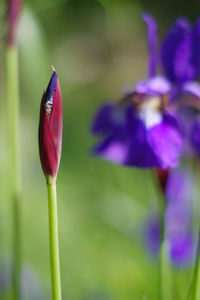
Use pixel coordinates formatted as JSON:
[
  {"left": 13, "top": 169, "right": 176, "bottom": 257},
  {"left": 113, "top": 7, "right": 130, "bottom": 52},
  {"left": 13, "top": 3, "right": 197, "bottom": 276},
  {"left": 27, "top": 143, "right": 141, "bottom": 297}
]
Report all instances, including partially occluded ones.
[{"left": 51, "top": 65, "right": 56, "bottom": 72}]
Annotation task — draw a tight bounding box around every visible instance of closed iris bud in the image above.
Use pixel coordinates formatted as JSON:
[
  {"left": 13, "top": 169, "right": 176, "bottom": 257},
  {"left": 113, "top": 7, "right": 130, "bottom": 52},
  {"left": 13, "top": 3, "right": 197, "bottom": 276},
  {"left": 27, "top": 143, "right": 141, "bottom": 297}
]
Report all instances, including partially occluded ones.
[
  {"left": 7, "top": 0, "right": 22, "bottom": 46},
  {"left": 39, "top": 68, "right": 63, "bottom": 182}
]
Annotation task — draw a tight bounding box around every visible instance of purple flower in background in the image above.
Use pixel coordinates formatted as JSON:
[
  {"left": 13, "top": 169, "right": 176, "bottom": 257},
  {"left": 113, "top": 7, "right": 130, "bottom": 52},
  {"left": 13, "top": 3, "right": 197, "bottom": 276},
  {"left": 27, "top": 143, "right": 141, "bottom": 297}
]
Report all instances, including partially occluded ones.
[
  {"left": 92, "top": 98, "right": 183, "bottom": 168},
  {"left": 91, "top": 14, "right": 184, "bottom": 169},
  {"left": 165, "top": 168, "right": 195, "bottom": 266},
  {"left": 144, "top": 216, "right": 160, "bottom": 257},
  {"left": 144, "top": 168, "right": 195, "bottom": 267}
]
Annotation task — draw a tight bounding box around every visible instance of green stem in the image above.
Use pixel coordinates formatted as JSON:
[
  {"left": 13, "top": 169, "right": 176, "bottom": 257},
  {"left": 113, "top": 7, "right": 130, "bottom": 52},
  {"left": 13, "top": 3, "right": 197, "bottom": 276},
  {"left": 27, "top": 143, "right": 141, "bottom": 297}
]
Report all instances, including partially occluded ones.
[
  {"left": 47, "top": 180, "right": 62, "bottom": 300},
  {"left": 189, "top": 227, "right": 200, "bottom": 300},
  {"left": 6, "top": 46, "right": 21, "bottom": 300},
  {"left": 158, "top": 195, "right": 168, "bottom": 300},
  {"left": 153, "top": 172, "right": 172, "bottom": 300},
  {"left": 185, "top": 159, "right": 200, "bottom": 300}
]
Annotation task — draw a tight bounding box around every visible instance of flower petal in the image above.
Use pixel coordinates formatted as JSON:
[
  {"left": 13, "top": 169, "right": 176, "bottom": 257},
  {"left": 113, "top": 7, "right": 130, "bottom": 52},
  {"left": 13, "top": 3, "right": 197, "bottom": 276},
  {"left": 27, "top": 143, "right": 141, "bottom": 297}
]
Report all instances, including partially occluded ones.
[
  {"left": 92, "top": 105, "right": 129, "bottom": 164},
  {"left": 135, "top": 76, "right": 171, "bottom": 95},
  {"left": 161, "top": 18, "right": 195, "bottom": 84},
  {"left": 147, "top": 112, "right": 183, "bottom": 168},
  {"left": 142, "top": 13, "right": 158, "bottom": 77},
  {"left": 92, "top": 131, "right": 129, "bottom": 164},
  {"left": 124, "top": 107, "right": 162, "bottom": 167},
  {"left": 182, "top": 81, "right": 200, "bottom": 98},
  {"left": 170, "top": 235, "right": 194, "bottom": 267},
  {"left": 192, "top": 18, "right": 200, "bottom": 77},
  {"left": 91, "top": 103, "right": 115, "bottom": 135}
]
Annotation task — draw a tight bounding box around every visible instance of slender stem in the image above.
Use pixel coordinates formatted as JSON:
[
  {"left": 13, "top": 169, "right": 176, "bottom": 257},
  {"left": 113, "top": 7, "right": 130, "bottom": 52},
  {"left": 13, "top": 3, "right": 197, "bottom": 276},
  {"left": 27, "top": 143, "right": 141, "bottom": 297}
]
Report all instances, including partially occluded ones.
[
  {"left": 47, "top": 180, "right": 62, "bottom": 300},
  {"left": 6, "top": 45, "right": 21, "bottom": 300},
  {"left": 152, "top": 171, "right": 172, "bottom": 300},
  {"left": 158, "top": 194, "right": 170, "bottom": 300},
  {"left": 189, "top": 226, "right": 200, "bottom": 300},
  {"left": 185, "top": 159, "right": 200, "bottom": 300},
  {"left": 158, "top": 195, "right": 165, "bottom": 300}
]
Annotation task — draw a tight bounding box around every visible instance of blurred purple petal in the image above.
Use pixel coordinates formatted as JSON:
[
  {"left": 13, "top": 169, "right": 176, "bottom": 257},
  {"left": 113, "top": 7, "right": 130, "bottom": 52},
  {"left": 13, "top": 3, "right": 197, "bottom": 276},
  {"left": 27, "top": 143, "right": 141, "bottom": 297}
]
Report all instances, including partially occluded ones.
[
  {"left": 124, "top": 107, "right": 162, "bottom": 167},
  {"left": 183, "top": 81, "right": 200, "bottom": 98},
  {"left": 166, "top": 168, "right": 193, "bottom": 205},
  {"left": 91, "top": 103, "right": 114, "bottom": 135},
  {"left": 135, "top": 76, "right": 171, "bottom": 95},
  {"left": 166, "top": 168, "right": 195, "bottom": 266},
  {"left": 145, "top": 168, "right": 195, "bottom": 267},
  {"left": 147, "top": 113, "right": 184, "bottom": 168},
  {"left": 161, "top": 18, "right": 195, "bottom": 84},
  {"left": 170, "top": 235, "right": 194, "bottom": 267},
  {"left": 92, "top": 103, "right": 183, "bottom": 168},
  {"left": 92, "top": 105, "right": 130, "bottom": 164},
  {"left": 144, "top": 216, "right": 160, "bottom": 257},
  {"left": 92, "top": 131, "right": 129, "bottom": 164},
  {"left": 192, "top": 18, "right": 200, "bottom": 77},
  {"left": 142, "top": 13, "right": 158, "bottom": 77}
]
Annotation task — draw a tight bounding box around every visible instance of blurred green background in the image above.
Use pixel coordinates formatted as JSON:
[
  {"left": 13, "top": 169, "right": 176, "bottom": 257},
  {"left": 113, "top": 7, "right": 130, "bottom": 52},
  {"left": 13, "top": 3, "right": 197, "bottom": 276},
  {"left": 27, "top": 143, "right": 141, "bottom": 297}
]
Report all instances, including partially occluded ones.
[{"left": 0, "top": 0, "right": 198, "bottom": 299}]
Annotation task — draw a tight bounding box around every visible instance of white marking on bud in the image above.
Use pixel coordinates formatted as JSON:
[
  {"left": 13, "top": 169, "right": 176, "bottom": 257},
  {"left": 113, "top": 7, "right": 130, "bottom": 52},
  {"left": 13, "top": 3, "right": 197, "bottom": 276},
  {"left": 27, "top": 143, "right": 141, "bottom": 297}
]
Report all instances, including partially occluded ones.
[{"left": 45, "top": 97, "right": 53, "bottom": 115}]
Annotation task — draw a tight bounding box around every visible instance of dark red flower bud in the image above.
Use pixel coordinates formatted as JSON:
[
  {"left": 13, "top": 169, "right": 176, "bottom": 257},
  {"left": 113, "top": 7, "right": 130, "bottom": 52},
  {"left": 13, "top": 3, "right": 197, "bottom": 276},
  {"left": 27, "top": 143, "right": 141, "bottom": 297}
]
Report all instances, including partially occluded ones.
[
  {"left": 7, "top": 0, "right": 22, "bottom": 46},
  {"left": 156, "top": 168, "right": 170, "bottom": 194},
  {"left": 39, "top": 69, "right": 63, "bottom": 181}
]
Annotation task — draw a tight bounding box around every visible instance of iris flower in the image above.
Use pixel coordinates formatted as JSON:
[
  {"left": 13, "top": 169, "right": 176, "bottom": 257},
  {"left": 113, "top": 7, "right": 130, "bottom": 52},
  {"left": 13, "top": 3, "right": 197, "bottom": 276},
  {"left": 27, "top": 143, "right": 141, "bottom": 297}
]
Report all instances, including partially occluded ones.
[{"left": 91, "top": 14, "right": 183, "bottom": 168}]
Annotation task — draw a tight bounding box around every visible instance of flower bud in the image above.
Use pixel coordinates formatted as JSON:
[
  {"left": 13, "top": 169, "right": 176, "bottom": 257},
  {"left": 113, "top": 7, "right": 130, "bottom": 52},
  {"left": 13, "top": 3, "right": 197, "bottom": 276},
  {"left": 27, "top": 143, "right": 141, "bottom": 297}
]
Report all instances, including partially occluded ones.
[
  {"left": 39, "top": 69, "right": 63, "bottom": 181},
  {"left": 7, "top": 0, "right": 22, "bottom": 46}
]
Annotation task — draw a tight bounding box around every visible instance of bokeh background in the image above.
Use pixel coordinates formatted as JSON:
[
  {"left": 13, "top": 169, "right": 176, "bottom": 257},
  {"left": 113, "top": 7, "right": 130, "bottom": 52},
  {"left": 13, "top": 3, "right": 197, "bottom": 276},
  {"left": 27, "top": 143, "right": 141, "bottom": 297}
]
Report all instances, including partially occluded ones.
[{"left": 0, "top": 0, "right": 199, "bottom": 299}]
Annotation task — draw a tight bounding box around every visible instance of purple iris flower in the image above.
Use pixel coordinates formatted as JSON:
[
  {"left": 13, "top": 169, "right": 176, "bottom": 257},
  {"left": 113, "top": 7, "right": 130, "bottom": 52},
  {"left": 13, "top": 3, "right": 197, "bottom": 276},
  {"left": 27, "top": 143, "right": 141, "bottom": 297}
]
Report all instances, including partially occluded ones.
[
  {"left": 91, "top": 14, "right": 183, "bottom": 169},
  {"left": 144, "top": 168, "right": 195, "bottom": 267},
  {"left": 92, "top": 101, "right": 183, "bottom": 168}
]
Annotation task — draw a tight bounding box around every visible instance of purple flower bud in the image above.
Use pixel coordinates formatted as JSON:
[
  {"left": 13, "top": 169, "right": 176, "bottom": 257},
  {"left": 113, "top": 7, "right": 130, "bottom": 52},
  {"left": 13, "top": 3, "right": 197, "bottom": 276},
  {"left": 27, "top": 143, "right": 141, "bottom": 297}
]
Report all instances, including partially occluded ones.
[
  {"left": 7, "top": 0, "right": 22, "bottom": 46},
  {"left": 38, "top": 69, "right": 63, "bottom": 181}
]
